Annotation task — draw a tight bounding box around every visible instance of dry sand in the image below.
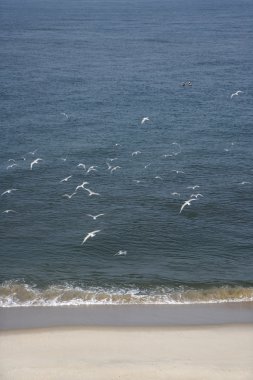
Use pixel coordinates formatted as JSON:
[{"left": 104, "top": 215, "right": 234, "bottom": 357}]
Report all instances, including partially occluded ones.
[{"left": 1, "top": 324, "right": 252, "bottom": 380}]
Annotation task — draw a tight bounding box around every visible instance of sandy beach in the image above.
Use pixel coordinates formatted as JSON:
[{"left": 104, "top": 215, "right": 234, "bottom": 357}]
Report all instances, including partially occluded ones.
[{"left": 1, "top": 323, "right": 253, "bottom": 380}]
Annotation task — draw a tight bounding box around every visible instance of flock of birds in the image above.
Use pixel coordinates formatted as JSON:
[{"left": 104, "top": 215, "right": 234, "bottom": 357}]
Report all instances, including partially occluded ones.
[{"left": 1, "top": 89, "right": 250, "bottom": 252}]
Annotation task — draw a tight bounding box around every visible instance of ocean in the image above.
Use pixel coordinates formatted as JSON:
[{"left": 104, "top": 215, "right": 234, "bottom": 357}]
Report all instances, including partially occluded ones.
[{"left": 1, "top": 0, "right": 253, "bottom": 307}]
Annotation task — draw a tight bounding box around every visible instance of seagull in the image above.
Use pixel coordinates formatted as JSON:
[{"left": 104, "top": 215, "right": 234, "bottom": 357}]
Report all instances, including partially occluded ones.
[
  {"left": 155, "top": 176, "right": 163, "bottom": 180},
  {"left": 7, "top": 163, "right": 17, "bottom": 170},
  {"left": 28, "top": 149, "right": 38, "bottom": 156},
  {"left": 75, "top": 181, "right": 89, "bottom": 191},
  {"left": 110, "top": 166, "right": 121, "bottom": 174},
  {"left": 162, "top": 154, "right": 173, "bottom": 158},
  {"left": 107, "top": 158, "right": 118, "bottom": 162},
  {"left": 132, "top": 151, "right": 141, "bottom": 156},
  {"left": 84, "top": 188, "right": 101, "bottom": 196},
  {"left": 114, "top": 250, "right": 127, "bottom": 256},
  {"left": 187, "top": 185, "right": 200, "bottom": 190},
  {"left": 87, "top": 214, "right": 104, "bottom": 220},
  {"left": 179, "top": 198, "right": 197, "bottom": 214},
  {"left": 86, "top": 165, "right": 98, "bottom": 174},
  {"left": 61, "top": 112, "right": 69, "bottom": 119},
  {"left": 60, "top": 175, "right": 72, "bottom": 183},
  {"left": 171, "top": 192, "right": 180, "bottom": 196},
  {"left": 8, "top": 159, "right": 16, "bottom": 163},
  {"left": 81, "top": 230, "right": 101, "bottom": 245},
  {"left": 30, "top": 158, "right": 43, "bottom": 170},
  {"left": 133, "top": 179, "right": 142, "bottom": 183},
  {"left": 141, "top": 117, "right": 149, "bottom": 124},
  {"left": 60, "top": 157, "right": 67, "bottom": 162},
  {"left": 62, "top": 192, "right": 76, "bottom": 199},
  {"left": 2, "top": 210, "right": 17, "bottom": 214},
  {"left": 239, "top": 181, "right": 251, "bottom": 185},
  {"left": 1, "top": 189, "right": 18, "bottom": 196},
  {"left": 106, "top": 162, "right": 113, "bottom": 170},
  {"left": 172, "top": 170, "right": 185, "bottom": 174},
  {"left": 144, "top": 163, "right": 151, "bottom": 169},
  {"left": 231, "top": 90, "right": 243, "bottom": 99},
  {"left": 190, "top": 193, "right": 204, "bottom": 198},
  {"left": 77, "top": 163, "right": 86, "bottom": 169}
]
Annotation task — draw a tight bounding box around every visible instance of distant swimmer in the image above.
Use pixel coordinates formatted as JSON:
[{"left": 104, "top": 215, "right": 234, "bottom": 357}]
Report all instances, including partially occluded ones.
[{"left": 231, "top": 90, "right": 243, "bottom": 99}]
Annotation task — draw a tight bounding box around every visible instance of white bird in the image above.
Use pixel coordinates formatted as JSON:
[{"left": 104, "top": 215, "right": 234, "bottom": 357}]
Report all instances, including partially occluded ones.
[
  {"left": 30, "top": 158, "right": 43, "bottom": 170},
  {"left": 239, "top": 181, "right": 251, "bottom": 185},
  {"left": 62, "top": 192, "right": 76, "bottom": 199},
  {"left": 172, "top": 170, "right": 185, "bottom": 174},
  {"left": 231, "top": 90, "right": 243, "bottom": 99},
  {"left": 7, "top": 163, "right": 17, "bottom": 170},
  {"left": 110, "top": 166, "right": 121, "bottom": 174},
  {"left": 86, "top": 165, "right": 98, "bottom": 174},
  {"left": 61, "top": 112, "right": 69, "bottom": 119},
  {"left": 60, "top": 175, "right": 72, "bottom": 183},
  {"left": 28, "top": 149, "right": 38, "bottom": 155},
  {"left": 87, "top": 214, "right": 104, "bottom": 220},
  {"left": 81, "top": 230, "right": 101, "bottom": 245},
  {"left": 144, "top": 163, "right": 151, "bottom": 169},
  {"left": 179, "top": 198, "right": 197, "bottom": 214},
  {"left": 75, "top": 181, "right": 89, "bottom": 191},
  {"left": 77, "top": 163, "right": 86, "bottom": 169},
  {"left": 60, "top": 157, "right": 67, "bottom": 162},
  {"left": 133, "top": 179, "right": 142, "bottom": 183},
  {"left": 132, "top": 151, "right": 141, "bottom": 156},
  {"left": 171, "top": 192, "right": 180, "bottom": 196},
  {"left": 141, "top": 117, "right": 149, "bottom": 124},
  {"left": 1, "top": 189, "right": 18, "bottom": 196},
  {"left": 155, "top": 176, "right": 163, "bottom": 180},
  {"left": 162, "top": 154, "right": 173, "bottom": 158},
  {"left": 106, "top": 162, "right": 113, "bottom": 170},
  {"left": 190, "top": 193, "right": 204, "bottom": 198},
  {"left": 84, "top": 188, "right": 100, "bottom": 196},
  {"left": 114, "top": 250, "right": 127, "bottom": 256},
  {"left": 2, "top": 209, "right": 17, "bottom": 214},
  {"left": 187, "top": 185, "right": 200, "bottom": 190}
]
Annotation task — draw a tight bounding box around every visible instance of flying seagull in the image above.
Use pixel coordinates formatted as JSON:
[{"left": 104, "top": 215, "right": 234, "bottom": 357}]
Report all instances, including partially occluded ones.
[
  {"left": 81, "top": 230, "right": 101, "bottom": 245},
  {"left": 179, "top": 198, "right": 197, "bottom": 214},
  {"left": 141, "top": 117, "right": 149, "bottom": 125},
  {"left": 62, "top": 192, "right": 76, "bottom": 199},
  {"left": 60, "top": 175, "right": 72, "bottom": 183},
  {"left": 2, "top": 210, "right": 17, "bottom": 214},
  {"left": 114, "top": 250, "right": 127, "bottom": 256},
  {"left": 87, "top": 214, "right": 105, "bottom": 220},
  {"left": 30, "top": 158, "right": 43, "bottom": 170},
  {"left": 231, "top": 91, "right": 243, "bottom": 99},
  {"left": 1, "top": 189, "right": 18, "bottom": 196},
  {"left": 75, "top": 181, "right": 89, "bottom": 191},
  {"left": 77, "top": 163, "right": 86, "bottom": 169},
  {"left": 84, "top": 188, "right": 100, "bottom": 196}
]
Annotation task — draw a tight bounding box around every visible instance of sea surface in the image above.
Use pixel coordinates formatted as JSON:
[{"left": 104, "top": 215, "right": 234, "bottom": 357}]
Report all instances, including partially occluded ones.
[{"left": 1, "top": 0, "right": 253, "bottom": 307}]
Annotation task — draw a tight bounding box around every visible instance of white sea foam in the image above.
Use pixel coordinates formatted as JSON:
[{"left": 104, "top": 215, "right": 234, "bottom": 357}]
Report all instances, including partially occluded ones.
[{"left": 0, "top": 281, "right": 253, "bottom": 307}]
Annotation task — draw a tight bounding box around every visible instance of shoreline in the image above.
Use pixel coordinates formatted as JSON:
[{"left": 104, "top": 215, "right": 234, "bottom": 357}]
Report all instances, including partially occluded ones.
[{"left": 1, "top": 302, "right": 253, "bottom": 330}]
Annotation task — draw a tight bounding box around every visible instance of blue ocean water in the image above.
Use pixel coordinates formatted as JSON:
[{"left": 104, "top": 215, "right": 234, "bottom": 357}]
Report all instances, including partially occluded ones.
[{"left": 1, "top": 0, "right": 253, "bottom": 306}]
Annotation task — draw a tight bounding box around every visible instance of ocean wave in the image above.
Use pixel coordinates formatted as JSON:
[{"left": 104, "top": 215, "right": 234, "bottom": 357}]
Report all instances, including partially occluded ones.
[{"left": 1, "top": 281, "right": 253, "bottom": 307}]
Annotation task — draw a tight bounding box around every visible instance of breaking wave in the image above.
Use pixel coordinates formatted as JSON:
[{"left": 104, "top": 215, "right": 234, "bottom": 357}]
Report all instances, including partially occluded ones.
[{"left": 1, "top": 280, "right": 253, "bottom": 307}]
